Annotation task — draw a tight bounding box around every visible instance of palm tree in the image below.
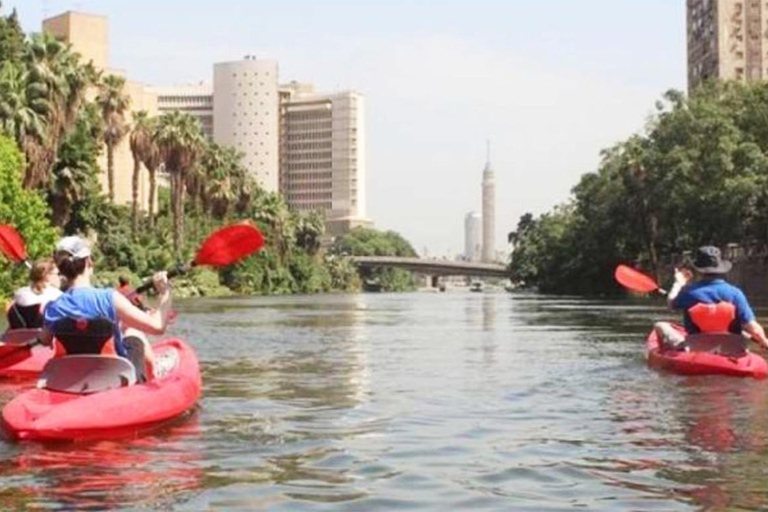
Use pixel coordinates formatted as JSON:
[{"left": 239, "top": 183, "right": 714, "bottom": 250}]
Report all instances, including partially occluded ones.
[
  {"left": 0, "top": 61, "right": 47, "bottom": 147},
  {"left": 96, "top": 74, "right": 130, "bottom": 202},
  {"left": 144, "top": 136, "right": 162, "bottom": 227},
  {"left": 48, "top": 103, "right": 102, "bottom": 227},
  {"left": 153, "top": 111, "right": 203, "bottom": 258},
  {"left": 23, "top": 32, "right": 97, "bottom": 189},
  {"left": 295, "top": 211, "right": 325, "bottom": 255},
  {"left": 129, "top": 110, "right": 152, "bottom": 235}
]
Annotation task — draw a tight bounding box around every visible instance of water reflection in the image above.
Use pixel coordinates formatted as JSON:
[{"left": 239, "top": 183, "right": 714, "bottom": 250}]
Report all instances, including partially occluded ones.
[
  {"left": 198, "top": 294, "right": 376, "bottom": 505},
  {"left": 0, "top": 415, "right": 203, "bottom": 510}
]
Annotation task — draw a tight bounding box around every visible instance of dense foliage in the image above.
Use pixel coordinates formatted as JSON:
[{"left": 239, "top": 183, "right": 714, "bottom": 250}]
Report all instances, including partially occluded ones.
[
  {"left": 509, "top": 82, "right": 768, "bottom": 294},
  {"left": 331, "top": 227, "right": 418, "bottom": 292}
]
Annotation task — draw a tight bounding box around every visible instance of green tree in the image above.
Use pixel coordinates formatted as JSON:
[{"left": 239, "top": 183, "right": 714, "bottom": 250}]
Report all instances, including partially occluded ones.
[
  {"left": 0, "top": 135, "right": 57, "bottom": 296},
  {"left": 153, "top": 111, "right": 203, "bottom": 259},
  {"left": 96, "top": 74, "right": 130, "bottom": 202},
  {"left": 129, "top": 110, "right": 153, "bottom": 234}
]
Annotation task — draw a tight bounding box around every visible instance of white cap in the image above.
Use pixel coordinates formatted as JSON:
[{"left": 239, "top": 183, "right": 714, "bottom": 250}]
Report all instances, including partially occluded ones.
[{"left": 55, "top": 236, "right": 91, "bottom": 259}]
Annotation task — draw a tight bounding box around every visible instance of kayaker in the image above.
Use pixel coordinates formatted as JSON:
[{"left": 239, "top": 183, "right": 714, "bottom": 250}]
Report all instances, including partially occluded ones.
[
  {"left": 116, "top": 275, "right": 146, "bottom": 310},
  {"left": 39, "top": 236, "right": 173, "bottom": 382},
  {"left": 6, "top": 258, "right": 62, "bottom": 329},
  {"left": 654, "top": 246, "right": 768, "bottom": 350}
]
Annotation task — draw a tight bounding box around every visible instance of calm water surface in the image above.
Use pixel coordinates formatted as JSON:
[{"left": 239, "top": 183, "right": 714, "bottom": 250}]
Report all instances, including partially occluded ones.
[{"left": 1, "top": 291, "right": 768, "bottom": 510}]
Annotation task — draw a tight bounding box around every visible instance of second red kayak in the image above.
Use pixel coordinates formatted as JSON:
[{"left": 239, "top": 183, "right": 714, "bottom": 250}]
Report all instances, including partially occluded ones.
[
  {"left": 646, "top": 326, "right": 768, "bottom": 379},
  {"left": 2, "top": 338, "right": 201, "bottom": 441}
]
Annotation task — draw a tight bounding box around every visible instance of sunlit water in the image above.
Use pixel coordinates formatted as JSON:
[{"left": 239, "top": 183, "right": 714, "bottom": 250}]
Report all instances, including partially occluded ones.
[{"left": 1, "top": 291, "right": 768, "bottom": 510}]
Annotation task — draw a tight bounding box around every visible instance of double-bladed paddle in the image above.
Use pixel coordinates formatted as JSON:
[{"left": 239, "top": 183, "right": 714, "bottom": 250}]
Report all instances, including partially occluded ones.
[
  {"left": 0, "top": 225, "right": 31, "bottom": 269},
  {"left": 614, "top": 264, "right": 667, "bottom": 295},
  {"left": 136, "top": 222, "right": 265, "bottom": 294}
]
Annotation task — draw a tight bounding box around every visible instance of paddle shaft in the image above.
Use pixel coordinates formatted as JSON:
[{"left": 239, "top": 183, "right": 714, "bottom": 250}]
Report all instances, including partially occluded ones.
[{"left": 135, "top": 263, "right": 192, "bottom": 294}]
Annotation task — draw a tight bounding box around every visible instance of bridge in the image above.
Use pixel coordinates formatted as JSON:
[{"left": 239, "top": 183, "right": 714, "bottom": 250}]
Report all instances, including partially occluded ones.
[{"left": 351, "top": 256, "right": 509, "bottom": 278}]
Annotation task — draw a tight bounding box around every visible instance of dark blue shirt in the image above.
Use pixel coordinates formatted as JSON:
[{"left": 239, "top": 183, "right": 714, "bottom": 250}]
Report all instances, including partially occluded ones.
[{"left": 671, "top": 279, "right": 755, "bottom": 334}]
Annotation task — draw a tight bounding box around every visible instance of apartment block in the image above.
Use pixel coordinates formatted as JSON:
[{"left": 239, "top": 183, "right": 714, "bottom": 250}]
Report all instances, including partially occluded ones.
[
  {"left": 153, "top": 84, "right": 214, "bottom": 138},
  {"left": 280, "top": 82, "right": 370, "bottom": 237},
  {"left": 688, "top": 0, "right": 768, "bottom": 91}
]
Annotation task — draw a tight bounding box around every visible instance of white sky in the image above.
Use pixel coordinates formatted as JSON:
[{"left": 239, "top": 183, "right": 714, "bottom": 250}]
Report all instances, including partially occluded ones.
[{"left": 7, "top": 1, "right": 686, "bottom": 258}]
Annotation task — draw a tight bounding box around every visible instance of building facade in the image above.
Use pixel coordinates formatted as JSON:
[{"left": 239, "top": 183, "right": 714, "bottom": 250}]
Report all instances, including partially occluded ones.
[
  {"left": 153, "top": 84, "right": 214, "bottom": 138},
  {"left": 42, "top": 11, "right": 157, "bottom": 211},
  {"left": 464, "top": 211, "right": 482, "bottom": 262},
  {"left": 481, "top": 158, "right": 496, "bottom": 263},
  {"left": 687, "top": 0, "right": 768, "bottom": 91},
  {"left": 280, "top": 83, "right": 369, "bottom": 236},
  {"left": 213, "top": 58, "right": 280, "bottom": 192}
]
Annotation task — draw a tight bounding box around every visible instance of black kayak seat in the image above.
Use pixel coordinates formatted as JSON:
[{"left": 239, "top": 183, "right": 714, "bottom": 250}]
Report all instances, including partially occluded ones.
[
  {"left": 678, "top": 333, "right": 748, "bottom": 358},
  {"left": 51, "top": 317, "right": 114, "bottom": 355},
  {"left": 38, "top": 355, "right": 137, "bottom": 394},
  {"left": 7, "top": 304, "right": 43, "bottom": 329}
]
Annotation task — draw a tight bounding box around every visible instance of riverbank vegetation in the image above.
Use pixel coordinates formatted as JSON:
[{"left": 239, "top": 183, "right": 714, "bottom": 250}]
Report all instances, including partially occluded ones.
[
  {"left": 0, "top": 7, "right": 414, "bottom": 298},
  {"left": 509, "top": 81, "right": 768, "bottom": 294}
]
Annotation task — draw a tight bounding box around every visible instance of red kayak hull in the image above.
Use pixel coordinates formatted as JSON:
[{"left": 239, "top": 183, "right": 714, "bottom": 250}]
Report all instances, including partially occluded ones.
[
  {"left": 646, "top": 327, "right": 768, "bottom": 379},
  {"left": 1, "top": 338, "right": 201, "bottom": 441},
  {"left": 0, "top": 346, "right": 53, "bottom": 380}
]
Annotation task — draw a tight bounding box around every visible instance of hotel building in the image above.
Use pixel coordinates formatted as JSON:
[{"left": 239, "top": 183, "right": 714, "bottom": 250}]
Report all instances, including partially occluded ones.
[
  {"left": 213, "top": 58, "right": 280, "bottom": 192},
  {"left": 153, "top": 83, "right": 214, "bottom": 139},
  {"left": 280, "top": 82, "right": 369, "bottom": 236},
  {"left": 688, "top": 0, "right": 768, "bottom": 91}
]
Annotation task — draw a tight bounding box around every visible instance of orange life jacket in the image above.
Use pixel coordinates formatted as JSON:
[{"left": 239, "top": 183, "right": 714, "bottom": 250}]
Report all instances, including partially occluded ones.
[{"left": 687, "top": 302, "right": 737, "bottom": 334}]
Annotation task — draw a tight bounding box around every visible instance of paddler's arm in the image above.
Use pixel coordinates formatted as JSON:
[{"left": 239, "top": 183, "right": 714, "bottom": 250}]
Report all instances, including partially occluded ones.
[
  {"left": 667, "top": 268, "right": 691, "bottom": 309},
  {"left": 113, "top": 272, "right": 172, "bottom": 335},
  {"left": 744, "top": 321, "right": 768, "bottom": 349}
]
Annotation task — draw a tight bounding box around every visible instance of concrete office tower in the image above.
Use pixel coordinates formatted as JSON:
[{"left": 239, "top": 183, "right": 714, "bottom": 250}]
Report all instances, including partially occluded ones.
[
  {"left": 214, "top": 57, "right": 279, "bottom": 192},
  {"left": 42, "top": 11, "right": 157, "bottom": 210},
  {"left": 464, "top": 212, "right": 482, "bottom": 262},
  {"left": 153, "top": 84, "right": 214, "bottom": 138},
  {"left": 280, "top": 82, "right": 371, "bottom": 236},
  {"left": 688, "top": 0, "right": 768, "bottom": 91},
  {"left": 481, "top": 156, "right": 495, "bottom": 263}
]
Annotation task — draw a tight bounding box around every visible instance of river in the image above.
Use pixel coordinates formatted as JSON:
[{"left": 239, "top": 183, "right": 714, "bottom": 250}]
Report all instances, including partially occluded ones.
[{"left": 1, "top": 290, "right": 767, "bottom": 510}]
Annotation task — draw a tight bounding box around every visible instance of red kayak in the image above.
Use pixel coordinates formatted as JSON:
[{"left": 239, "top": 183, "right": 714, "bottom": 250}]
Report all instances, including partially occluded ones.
[
  {"left": 0, "top": 346, "right": 52, "bottom": 380},
  {"left": 2, "top": 338, "right": 201, "bottom": 441},
  {"left": 646, "top": 326, "right": 768, "bottom": 379},
  {"left": 0, "top": 329, "right": 52, "bottom": 380}
]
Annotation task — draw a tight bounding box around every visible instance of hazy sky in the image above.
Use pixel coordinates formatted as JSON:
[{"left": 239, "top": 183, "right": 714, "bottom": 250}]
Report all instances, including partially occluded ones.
[{"left": 7, "top": 1, "right": 686, "bottom": 257}]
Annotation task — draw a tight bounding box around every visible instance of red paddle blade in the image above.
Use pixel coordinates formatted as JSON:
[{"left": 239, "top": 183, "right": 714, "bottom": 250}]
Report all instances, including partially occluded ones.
[
  {"left": 194, "top": 223, "right": 265, "bottom": 267},
  {"left": 0, "top": 225, "right": 26, "bottom": 263},
  {"left": 614, "top": 264, "right": 659, "bottom": 293}
]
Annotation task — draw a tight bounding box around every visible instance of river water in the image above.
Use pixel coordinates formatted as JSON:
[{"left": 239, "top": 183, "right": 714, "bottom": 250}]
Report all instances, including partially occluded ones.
[{"left": 1, "top": 291, "right": 768, "bottom": 510}]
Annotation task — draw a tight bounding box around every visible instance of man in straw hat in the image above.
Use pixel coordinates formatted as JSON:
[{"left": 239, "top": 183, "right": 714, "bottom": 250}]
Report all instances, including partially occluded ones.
[{"left": 654, "top": 246, "right": 768, "bottom": 350}]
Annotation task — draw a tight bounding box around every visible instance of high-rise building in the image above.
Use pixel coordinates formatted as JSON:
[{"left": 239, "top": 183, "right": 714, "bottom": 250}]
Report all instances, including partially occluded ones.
[
  {"left": 213, "top": 57, "right": 280, "bottom": 192},
  {"left": 42, "top": 11, "right": 157, "bottom": 210},
  {"left": 687, "top": 0, "right": 768, "bottom": 91},
  {"left": 481, "top": 156, "right": 496, "bottom": 263},
  {"left": 153, "top": 84, "right": 214, "bottom": 138},
  {"left": 464, "top": 211, "right": 482, "bottom": 262},
  {"left": 279, "top": 82, "right": 370, "bottom": 236}
]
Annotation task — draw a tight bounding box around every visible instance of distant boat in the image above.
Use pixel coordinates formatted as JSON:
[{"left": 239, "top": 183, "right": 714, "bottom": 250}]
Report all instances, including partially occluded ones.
[
  {"left": 363, "top": 280, "right": 383, "bottom": 292},
  {"left": 470, "top": 281, "right": 483, "bottom": 292}
]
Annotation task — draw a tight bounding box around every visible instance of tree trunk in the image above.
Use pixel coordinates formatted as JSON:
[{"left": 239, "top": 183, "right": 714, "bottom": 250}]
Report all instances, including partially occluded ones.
[
  {"left": 148, "top": 167, "right": 157, "bottom": 228},
  {"left": 107, "top": 142, "right": 115, "bottom": 202},
  {"left": 172, "top": 172, "right": 184, "bottom": 260},
  {"left": 131, "top": 155, "right": 140, "bottom": 237}
]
